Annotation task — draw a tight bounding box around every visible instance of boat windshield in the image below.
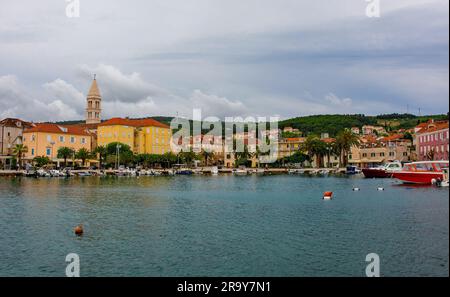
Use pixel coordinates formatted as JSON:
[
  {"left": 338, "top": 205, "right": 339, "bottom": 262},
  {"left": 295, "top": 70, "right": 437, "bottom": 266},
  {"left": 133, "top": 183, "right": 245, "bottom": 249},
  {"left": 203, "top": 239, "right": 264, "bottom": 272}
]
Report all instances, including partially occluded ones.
[
  {"left": 386, "top": 163, "right": 401, "bottom": 169},
  {"left": 434, "top": 163, "right": 450, "bottom": 171},
  {"left": 415, "top": 163, "right": 435, "bottom": 171}
]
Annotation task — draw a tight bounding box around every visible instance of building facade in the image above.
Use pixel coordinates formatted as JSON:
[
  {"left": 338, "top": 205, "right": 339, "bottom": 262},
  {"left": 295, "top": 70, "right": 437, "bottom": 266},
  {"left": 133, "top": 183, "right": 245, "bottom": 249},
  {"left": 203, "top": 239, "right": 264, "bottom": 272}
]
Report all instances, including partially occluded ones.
[
  {"left": 415, "top": 120, "right": 449, "bottom": 161},
  {"left": 22, "top": 123, "right": 93, "bottom": 166},
  {"left": 277, "top": 137, "right": 306, "bottom": 159},
  {"left": 98, "top": 118, "right": 172, "bottom": 155},
  {"left": 0, "top": 118, "right": 34, "bottom": 168},
  {"left": 349, "top": 138, "right": 412, "bottom": 168}
]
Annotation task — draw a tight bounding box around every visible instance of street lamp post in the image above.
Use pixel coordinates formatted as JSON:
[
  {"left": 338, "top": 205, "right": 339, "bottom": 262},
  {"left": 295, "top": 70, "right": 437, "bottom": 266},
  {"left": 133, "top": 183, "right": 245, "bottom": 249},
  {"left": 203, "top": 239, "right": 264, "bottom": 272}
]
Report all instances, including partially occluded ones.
[{"left": 116, "top": 144, "right": 122, "bottom": 169}]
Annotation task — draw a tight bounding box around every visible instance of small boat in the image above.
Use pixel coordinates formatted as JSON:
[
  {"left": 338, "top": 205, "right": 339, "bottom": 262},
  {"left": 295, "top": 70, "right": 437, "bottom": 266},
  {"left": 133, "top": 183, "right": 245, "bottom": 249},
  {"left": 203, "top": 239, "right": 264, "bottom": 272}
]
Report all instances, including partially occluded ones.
[
  {"left": 256, "top": 168, "right": 265, "bottom": 175},
  {"left": 210, "top": 166, "right": 219, "bottom": 175},
  {"left": 176, "top": 169, "right": 193, "bottom": 175},
  {"left": 346, "top": 166, "right": 362, "bottom": 175},
  {"left": 436, "top": 168, "right": 449, "bottom": 187},
  {"left": 392, "top": 161, "right": 449, "bottom": 185},
  {"left": 77, "top": 171, "right": 92, "bottom": 177},
  {"left": 362, "top": 161, "right": 403, "bottom": 178},
  {"left": 37, "top": 169, "right": 51, "bottom": 177},
  {"left": 233, "top": 168, "right": 248, "bottom": 175}
]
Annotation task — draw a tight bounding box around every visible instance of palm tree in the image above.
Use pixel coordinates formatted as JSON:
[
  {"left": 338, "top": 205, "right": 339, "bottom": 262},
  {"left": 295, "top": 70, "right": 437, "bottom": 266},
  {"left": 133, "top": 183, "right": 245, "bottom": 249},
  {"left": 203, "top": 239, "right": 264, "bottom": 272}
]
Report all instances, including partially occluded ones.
[
  {"left": 57, "top": 147, "right": 74, "bottom": 168},
  {"left": 201, "top": 150, "right": 214, "bottom": 166},
  {"left": 301, "top": 135, "right": 327, "bottom": 168},
  {"left": 75, "top": 148, "right": 91, "bottom": 167},
  {"left": 324, "top": 142, "right": 338, "bottom": 168},
  {"left": 33, "top": 156, "right": 51, "bottom": 168},
  {"left": 12, "top": 144, "right": 28, "bottom": 170},
  {"left": 94, "top": 145, "right": 107, "bottom": 169},
  {"left": 335, "top": 129, "right": 360, "bottom": 167}
]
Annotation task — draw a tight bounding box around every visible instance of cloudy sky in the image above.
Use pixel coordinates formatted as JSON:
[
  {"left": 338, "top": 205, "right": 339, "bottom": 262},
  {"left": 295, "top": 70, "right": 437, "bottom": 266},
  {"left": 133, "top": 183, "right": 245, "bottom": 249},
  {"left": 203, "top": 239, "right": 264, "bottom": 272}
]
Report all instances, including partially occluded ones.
[{"left": 0, "top": 0, "right": 448, "bottom": 121}]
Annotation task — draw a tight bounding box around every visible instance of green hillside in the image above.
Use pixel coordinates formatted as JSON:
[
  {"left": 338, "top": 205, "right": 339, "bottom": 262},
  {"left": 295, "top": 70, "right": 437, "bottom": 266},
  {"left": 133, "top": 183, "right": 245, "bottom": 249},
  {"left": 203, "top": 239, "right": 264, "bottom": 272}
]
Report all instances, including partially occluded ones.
[{"left": 50, "top": 113, "right": 448, "bottom": 137}]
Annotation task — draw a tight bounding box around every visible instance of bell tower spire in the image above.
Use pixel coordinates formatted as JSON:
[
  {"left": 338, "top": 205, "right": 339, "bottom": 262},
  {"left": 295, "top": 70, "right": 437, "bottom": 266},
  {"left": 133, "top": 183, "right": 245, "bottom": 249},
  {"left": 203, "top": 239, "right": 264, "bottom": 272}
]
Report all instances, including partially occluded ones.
[{"left": 85, "top": 76, "right": 102, "bottom": 124}]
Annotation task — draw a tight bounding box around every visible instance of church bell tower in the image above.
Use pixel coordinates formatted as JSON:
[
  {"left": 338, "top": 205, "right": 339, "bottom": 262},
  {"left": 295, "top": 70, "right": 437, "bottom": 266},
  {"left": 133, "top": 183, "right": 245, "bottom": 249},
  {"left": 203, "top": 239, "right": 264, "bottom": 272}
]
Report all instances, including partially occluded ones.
[{"left": 85, "top": 75, "right": 102, "bottom": 124}]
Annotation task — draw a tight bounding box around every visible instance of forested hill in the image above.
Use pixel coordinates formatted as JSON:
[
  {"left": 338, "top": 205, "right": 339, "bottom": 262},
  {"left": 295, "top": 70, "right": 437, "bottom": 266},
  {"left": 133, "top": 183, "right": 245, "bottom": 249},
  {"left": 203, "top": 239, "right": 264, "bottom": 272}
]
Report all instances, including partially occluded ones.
[{"left": 51, "top": 113, "right": 448, "bottom": 137}]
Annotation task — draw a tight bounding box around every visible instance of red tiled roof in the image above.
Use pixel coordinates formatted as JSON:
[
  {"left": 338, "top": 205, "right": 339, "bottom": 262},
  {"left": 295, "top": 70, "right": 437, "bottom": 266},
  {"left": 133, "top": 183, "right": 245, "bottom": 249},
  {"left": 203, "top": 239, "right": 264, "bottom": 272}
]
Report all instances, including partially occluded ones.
[
  {"left": 0, "top": 118, "right": 33, "bottom": 128},
  {"left": 70, "top": 123, "right": 100, "bottom": 130},
  {"left": 98, "top": 117, "right": 169, "bottom": 129},
  {"left": 381, "top": 134, "right": 404, "bottom": 142},
  {"left": 416, "top": 121, "right": 449, "bottom": 134},
  {"left": 24, "top": 123, "right": 91, "bottom": 136},
  {"left": 285, "top": 137, "right": 305, "bottom": 142}
]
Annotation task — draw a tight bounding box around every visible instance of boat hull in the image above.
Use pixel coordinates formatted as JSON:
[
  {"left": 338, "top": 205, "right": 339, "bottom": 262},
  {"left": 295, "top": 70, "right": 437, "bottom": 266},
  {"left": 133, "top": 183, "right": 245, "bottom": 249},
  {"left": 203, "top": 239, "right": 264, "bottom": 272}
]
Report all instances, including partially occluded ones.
[
  {"left": 392, "top": 171, "right": 444, "bottom": 184},
  {"left": 362, "top": 168, "right": 392, "bottom": 178}
]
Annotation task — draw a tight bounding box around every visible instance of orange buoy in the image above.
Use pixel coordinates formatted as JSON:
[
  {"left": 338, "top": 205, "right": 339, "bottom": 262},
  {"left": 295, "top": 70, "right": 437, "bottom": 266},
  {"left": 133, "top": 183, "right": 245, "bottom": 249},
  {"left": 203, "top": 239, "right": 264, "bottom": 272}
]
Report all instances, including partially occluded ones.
[
  {"left": 74, "top": 224, "right": 83, "bottom": 236},
  {"left": 323, "top": 191, "right": 333, "bottom": 200}
]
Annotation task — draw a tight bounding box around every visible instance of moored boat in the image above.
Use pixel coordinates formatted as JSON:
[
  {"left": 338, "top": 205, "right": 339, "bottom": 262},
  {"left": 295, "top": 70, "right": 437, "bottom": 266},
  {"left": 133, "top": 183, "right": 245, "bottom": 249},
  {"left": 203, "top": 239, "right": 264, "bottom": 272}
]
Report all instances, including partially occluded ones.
[
  {"left": 346, "top": 166, "right": 361, "bottom": 175},
  {"left": 392, "top": 161, "right": 449, "bottom": 184},
  {"left": 362, "top": 161, "right": 402, "bottom": 178}
]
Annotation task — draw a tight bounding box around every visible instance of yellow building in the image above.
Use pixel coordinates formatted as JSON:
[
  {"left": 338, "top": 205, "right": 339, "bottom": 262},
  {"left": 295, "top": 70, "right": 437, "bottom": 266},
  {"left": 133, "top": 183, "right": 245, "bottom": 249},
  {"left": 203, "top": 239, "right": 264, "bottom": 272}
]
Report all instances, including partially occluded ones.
[
  {"left": 98, "top": 118, "right": 172, "bottom": 155},
  {"left": 22, "top": 123, "right": 93, "bottom": 165}
]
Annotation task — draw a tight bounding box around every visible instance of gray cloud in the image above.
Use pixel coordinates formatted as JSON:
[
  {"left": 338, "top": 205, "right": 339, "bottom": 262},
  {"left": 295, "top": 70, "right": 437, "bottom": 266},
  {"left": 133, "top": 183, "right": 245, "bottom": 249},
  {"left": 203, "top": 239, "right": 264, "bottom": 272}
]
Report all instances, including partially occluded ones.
[{"left": 0, "top": 0, "right": 448, "bottom": 121}]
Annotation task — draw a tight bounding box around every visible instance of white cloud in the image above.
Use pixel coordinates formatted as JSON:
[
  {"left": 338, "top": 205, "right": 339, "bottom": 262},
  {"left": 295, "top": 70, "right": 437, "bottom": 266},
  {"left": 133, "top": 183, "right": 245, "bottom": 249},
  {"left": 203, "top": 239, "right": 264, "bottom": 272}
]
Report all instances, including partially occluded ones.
[
  {"left": 76, "top": 64, "right": 168, "bottom": 103},
  {"left": 190, "top": 90, "right": 249, "bottom": 118},
  {"left": 0, "top": 75, "right": 82, "bottom": 122},
  {"left": 325, "top": 93, "right": 353, "bottom": 107}
]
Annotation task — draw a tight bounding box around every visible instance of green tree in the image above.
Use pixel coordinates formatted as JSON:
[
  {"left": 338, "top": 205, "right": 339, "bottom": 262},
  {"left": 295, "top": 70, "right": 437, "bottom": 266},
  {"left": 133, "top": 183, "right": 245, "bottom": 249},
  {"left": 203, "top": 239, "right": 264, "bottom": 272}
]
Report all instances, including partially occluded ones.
[
  {"left": 335, "top": 129, "right": 360, "bottom": 167},
  {"left": 33, "top": 156, "right": 51, "bottom": 168},
  {"left": 57, "top": 147, "right": 75, "bottom": 167},
  {"left": 12, "top": 144, "right": 28, "bottom": 170},
  {"left": 106, "top": 142, "right": 133, "bottom": 168},
  {"left": 200, "top": 150, "right": 214, "bottom": 166},
  {"left": 94, "top": 145, "right": 107, "bottom": 169},
  {"left": 75, "top": 148, "right": 91, "bottom": 166},
  {"left": 301, "top": 135, "right": 327, "bottom": 168}
]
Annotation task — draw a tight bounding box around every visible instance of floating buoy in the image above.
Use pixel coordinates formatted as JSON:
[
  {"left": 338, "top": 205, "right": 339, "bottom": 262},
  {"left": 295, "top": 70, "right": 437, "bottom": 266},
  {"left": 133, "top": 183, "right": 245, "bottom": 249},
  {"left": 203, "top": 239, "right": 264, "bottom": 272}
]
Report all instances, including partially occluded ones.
[
  {"left": 74, "top": 224, "right": 83, "bottom": 236},
  {"left": 323, "top": 191, "right": 333, "bottom": 200},
  {"left": 353, "top": 187, "right": 360, "bottom": 191},
  {"left": 377, "top": 187, "right": 384, "bottom": 191}
]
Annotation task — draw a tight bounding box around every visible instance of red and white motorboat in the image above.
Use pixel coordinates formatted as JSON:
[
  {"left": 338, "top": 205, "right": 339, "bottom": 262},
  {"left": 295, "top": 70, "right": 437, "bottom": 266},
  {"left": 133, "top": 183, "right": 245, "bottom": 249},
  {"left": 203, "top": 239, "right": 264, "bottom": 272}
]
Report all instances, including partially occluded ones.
[{"left": 392, "top": 161, "right": 449, "bottom": 184}]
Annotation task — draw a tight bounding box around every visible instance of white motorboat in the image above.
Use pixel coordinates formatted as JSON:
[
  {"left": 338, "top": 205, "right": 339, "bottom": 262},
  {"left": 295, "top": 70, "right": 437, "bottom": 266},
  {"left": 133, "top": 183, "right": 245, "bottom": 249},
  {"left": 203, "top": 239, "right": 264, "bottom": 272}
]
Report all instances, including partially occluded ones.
[
  {"left": 233, "top": 168, "right": 248, "bottom": 175},
  {"left": 210, "top": 166, "right": 219, "bottom": 175}
]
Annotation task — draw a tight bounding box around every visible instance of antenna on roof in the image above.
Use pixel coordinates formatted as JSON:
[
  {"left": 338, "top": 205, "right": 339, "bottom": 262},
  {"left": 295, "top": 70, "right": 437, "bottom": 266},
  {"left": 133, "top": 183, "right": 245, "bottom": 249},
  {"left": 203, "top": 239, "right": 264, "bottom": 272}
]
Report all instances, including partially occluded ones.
[{"left": 93, "top": 74, "right": 96, "bottom": 80}]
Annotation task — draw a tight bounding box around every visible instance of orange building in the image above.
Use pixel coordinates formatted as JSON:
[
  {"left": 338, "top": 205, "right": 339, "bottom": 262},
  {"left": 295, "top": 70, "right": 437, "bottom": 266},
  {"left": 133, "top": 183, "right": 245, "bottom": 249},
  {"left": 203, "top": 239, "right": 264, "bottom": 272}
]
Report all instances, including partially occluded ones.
[{"left": 22, "top": 123, "right": 94, "bottom": 166}]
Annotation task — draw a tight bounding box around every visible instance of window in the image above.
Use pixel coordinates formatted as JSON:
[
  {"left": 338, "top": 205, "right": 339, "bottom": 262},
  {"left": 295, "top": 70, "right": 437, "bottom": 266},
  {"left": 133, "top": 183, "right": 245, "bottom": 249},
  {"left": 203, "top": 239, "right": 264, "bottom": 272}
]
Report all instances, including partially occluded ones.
[
  {"left": 403, "top": 152, "right": 408, "bottom": 156},
  {"left": 362, "top": 153, "right": 367, "bottom": 157},
  {"left": 81, "top": 138, "right": 86, "bottom": 144},
  {"left": 47, "top": 135, "right": 52, "bottom": 142},
  {"left": 31, "top": 135, "right": 35, "bottom": 141},
  {"left": 70, "top": 137, "right": 75, "bottom": 143},
  {"left": 380, "top": 152, "right": 385, "bottom": 157},
  {"left": 349, "top": 155, "right": 352, "bottom": 160},
  {"left": 46, "top": 148, "right": 51, "bottom": 156},
  {"left": 59, "top": 136, "right": 65, "bottom": 142},
  {"left": 371, "top": 153, "right": 376, "bottom": 157},
  {"left": 389, "top": 152, "right": 395, "bottom": 156},
  {"left": 31, "top": 148, "right": 35, "bottom": 156}
]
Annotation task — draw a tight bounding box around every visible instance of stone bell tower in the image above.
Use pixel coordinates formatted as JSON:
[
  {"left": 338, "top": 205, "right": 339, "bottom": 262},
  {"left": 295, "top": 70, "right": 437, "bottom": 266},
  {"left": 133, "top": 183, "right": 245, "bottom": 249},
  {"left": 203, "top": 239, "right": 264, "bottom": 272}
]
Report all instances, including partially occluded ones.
[{"left": 85, "top": 75, "right": 102, "bottom": 124}]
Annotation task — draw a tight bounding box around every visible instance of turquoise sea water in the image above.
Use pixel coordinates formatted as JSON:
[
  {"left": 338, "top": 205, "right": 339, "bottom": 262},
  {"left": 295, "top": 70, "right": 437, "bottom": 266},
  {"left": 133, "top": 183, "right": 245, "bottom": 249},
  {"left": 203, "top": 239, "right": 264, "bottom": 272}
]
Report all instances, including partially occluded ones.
[{"left": 0, "top": 175, "right": 448, "bottom": 277}]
